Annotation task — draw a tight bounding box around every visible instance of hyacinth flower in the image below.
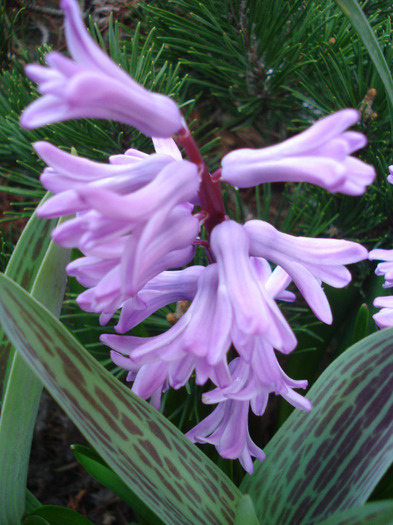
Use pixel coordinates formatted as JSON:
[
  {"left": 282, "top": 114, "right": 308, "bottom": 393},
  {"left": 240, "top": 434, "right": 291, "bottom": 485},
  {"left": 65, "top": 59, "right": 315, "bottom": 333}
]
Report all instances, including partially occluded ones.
[
  {"left": 187, "top": 352, "right": 312, "bottom": 472},
  {"left": 33, "top": 139, "right": 200, "bottom": 320},
  {"left": 20, "top": 0, "right": 182, "bottom": 136},
  {"left": 220, "top": 109, "right": 375, "bottom": 195},
  {"left": 244, "top": 220, "right": 368, "bottom": 324},
  {"left": 20, "top": 0, "right": 374, "bottom": 472}
]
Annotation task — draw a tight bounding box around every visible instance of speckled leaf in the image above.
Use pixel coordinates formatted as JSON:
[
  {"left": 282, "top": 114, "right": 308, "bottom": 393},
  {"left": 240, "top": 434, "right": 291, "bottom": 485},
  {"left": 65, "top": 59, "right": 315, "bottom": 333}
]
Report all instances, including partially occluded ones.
[
  {"left": 316, "top": 501, "right": 393, "bottom": 525},
  {"left": 234, "top": 495, "right": 260, "bottom": 525},
  {"left": 0, "top": 273, "right": 241, "bottom": 525},
  {"left": 0, "top": 193, "right": 56, "bottom": 402},
  {"left": 0, "top": 228, "right": 70, "bottom": 524},
  {"left": 240, "top": 327, "right": 393, "bottom": 525}
]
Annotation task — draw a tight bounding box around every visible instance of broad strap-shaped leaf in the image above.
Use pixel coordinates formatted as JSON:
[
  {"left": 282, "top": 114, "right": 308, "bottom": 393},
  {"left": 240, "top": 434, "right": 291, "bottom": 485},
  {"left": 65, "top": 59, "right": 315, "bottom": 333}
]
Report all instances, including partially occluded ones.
[
  {"left": 241, "top": 327, "right": 393, "bottom": 525},
  {"left": 0, "top": 193, "right": 56, "bottom": 402},
  {"left": 0, "top": 273, "right": 241, "bottom": 525},
  {"left": 234, "top": 495, "right": 260, "bottom": 525},
  {"left": 316, "top": 501, "right": 393, "bottom": 525},
  {"left": 0, "top": 233, "right": 70, "bottom": 525}
]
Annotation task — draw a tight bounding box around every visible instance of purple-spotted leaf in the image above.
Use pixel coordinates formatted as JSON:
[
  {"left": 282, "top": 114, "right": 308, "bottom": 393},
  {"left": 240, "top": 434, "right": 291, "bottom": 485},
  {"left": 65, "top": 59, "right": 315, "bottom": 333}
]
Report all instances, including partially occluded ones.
[
  {"left": 240, "top": 327, "right": 393, "bottom": 525},
  {"left": 0, "top": 193, "right": 56, "bottom": 402},
  {"left": 234, "top": 494, "right": 260, "bottom": 525},
  {"left": 0, "top": 273, "right": 241, "bottom": 525},
  {"left": 316, "top": 500, "right": 393, "bottom": 525},
  {"left": 0, "top": 225, "right": 70, "bottom": 524}
]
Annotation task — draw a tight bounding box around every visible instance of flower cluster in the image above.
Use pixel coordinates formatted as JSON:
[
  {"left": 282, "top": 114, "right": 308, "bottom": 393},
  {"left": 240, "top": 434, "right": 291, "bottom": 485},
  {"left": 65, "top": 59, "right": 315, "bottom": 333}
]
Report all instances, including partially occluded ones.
[{"left": 21, "top": 0, "right": 375, "bottom": 473}]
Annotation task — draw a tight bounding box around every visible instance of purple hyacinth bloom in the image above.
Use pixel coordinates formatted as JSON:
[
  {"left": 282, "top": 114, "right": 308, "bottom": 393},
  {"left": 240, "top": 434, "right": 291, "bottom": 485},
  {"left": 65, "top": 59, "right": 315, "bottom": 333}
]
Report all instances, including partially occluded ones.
[
  {"left": 33, "top": 136, "right": 200, "bottom": 320},
  {"left": 186, "top": 398, "right": 265, "bottom": 474},
  {"left": 186, "top": 352, "right": 311, "bottom": 473},
  {"left": 221, "top": 109, "right": 375, "bottom": 195},
  {"left": 244, "top": 220, "right": 368, "bottom": 324},
  {"left": 17, "top": 0, "right": 374, "bottom": 475},
  {"left": 203, "top": 351, "right": 311, "bottom": 413},
  {"left": 20, "top": 0, "right": 183, "bottom": 137},
  {"left": 68, "top": 205, "right": 199, "bottom": 318},
  {"left": 210, "top": 220, "right": 297, "bottom": 355}
]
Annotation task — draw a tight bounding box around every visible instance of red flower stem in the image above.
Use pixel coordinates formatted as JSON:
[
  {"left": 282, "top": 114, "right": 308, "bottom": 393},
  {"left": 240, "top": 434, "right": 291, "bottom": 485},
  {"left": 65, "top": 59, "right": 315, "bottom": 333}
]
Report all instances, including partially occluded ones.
[{"left": 176, "top": 125, "right": 226, "bottom": 237}]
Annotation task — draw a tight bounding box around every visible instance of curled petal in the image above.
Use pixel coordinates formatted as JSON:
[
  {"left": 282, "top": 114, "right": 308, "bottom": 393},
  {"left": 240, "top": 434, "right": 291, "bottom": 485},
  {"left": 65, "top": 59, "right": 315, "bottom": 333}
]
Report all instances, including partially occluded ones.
[
  {"left": 115, "top": 266, "right": 204, "bottom": 333},
  {"left": 244, "top": 219, "right": 368, "bottom": 323},
  {"left": 186, "top": 400, "right": 265, "bottom": 474}
]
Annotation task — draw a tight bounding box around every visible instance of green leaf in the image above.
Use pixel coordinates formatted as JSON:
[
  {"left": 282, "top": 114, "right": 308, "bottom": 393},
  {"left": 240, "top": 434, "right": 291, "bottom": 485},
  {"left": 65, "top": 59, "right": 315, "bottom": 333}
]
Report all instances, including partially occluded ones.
[
  {"left": 241, "top": 327, "right": 393, "bottom": 524},
  {"left": 0, "top": 273, "right": 241, "bottom": 525},
  {"left": 23, "top": 516, "right": 50, "bottom": 525},
  {"left": 316, "top": 500, "right": 393, "bottom": 525},
  {"left": 234, "top": 494, "right": 260, "bottom": 525},
  {"left": 351, "top": 303, "right": 370, "bottom": 345},
  {"left": 25, "top": 490, "right": 41, "bottom": 514},
  {"left": 0, "top": 226, "right": 70, "bottom": 525},
  {"left": 27, "top": 506, "right": 95, "bottom": 525},
  {"left": 72, "top": 444, "right": 164, "bottom": 525},
  {"left": 0, "top": 193, "right": 56, "bottom": 402},
  {"left": 334, "top": 0, "right": 393, "bottom": 126}
]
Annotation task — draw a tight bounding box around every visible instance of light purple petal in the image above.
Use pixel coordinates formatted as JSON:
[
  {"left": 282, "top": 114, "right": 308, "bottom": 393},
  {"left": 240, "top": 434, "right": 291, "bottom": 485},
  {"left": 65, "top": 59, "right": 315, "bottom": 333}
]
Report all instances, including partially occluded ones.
[
  {"left": 370, "top": 248, "right": 393, "bottom": 262},
  {"left": 244, "top": 219, "right": 368, "bottom": 323},
  {"left": 115, "top": 266, "right": 204, "bottom": 333},
  {"left": 221, "top": 109, "right": 374, "bottom": 195},
  {"left": 152, "top": 137, "right": 182, "bottom": 160},
  {"left": 21, "top": 0, "right": 183, "bottom": 136},
  {"left": 76, "top": 160, "right": 199, "bottom": 221},
  {"left": 211, "top": 220, "right": 297, "bottom": 352}
]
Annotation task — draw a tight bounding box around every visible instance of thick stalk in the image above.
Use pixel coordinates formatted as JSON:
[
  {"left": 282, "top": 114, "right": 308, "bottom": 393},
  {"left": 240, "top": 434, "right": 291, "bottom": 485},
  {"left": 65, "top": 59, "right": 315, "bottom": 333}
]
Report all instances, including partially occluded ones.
[{"left": 176, "top": 125, "right": 226, "bottom": 236}]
